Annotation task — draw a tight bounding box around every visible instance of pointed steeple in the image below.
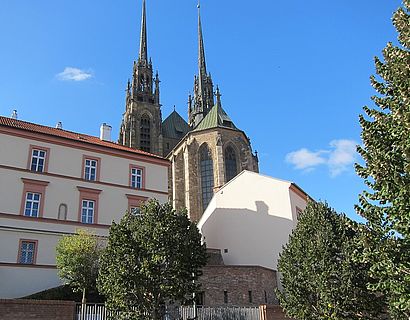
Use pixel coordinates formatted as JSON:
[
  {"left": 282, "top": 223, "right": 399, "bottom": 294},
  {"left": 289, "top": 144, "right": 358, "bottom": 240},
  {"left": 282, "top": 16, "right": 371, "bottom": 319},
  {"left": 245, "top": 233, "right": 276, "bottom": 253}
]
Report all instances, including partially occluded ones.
[
  {"left": 188, "top": 0, "right": 215, "bottom": 128},
  {"left": 119, "top": 0, "right": 163, "bottom": 156},
  {"left": 139, "top": 0, "right": 148, "bottom": 64},
  {"left": 198, "top": 1, "right": 207, "bottom": 83}
]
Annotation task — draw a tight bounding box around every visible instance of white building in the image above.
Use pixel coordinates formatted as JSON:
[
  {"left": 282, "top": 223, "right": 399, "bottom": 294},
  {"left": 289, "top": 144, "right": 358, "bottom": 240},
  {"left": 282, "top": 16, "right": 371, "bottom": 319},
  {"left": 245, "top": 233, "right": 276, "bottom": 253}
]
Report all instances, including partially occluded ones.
[
  {"left": 198, "top": 170, "right": 309, "bottom": 288},
  {"left": 0, "top": 116, "right": 169, "bottom": 298}
]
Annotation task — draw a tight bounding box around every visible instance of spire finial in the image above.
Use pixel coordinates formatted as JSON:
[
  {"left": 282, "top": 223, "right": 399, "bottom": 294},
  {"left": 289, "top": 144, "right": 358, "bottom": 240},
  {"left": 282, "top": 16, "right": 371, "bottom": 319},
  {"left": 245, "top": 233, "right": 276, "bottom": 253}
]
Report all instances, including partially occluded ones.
[
  {"left": 139, "top": 0, "right": 148, "bottom": 63},
  {"left": 216, "top": 85, "right": 222, "bottom": 106}
]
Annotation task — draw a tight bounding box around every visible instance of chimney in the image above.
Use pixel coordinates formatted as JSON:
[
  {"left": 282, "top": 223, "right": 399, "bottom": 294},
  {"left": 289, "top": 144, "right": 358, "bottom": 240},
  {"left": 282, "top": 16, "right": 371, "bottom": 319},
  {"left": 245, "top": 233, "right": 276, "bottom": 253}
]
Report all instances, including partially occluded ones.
[
  {"left": 100, "top": 123, "right": 112, "bottom": 141},
  {"left": 11, "top": 110, "right": 18, "bottom": 120},
  {"left": 55, "top": 121, "right": 63, "bottom": 129}
]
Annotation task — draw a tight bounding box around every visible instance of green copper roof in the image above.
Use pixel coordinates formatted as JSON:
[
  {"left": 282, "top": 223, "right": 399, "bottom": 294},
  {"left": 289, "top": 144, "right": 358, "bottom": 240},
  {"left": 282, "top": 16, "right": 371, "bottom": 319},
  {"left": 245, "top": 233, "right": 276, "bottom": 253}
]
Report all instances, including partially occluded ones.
[
  {"left": 162, "top": 110, "right": 191, "bottom": 139},
  {"left": 193, "top": 103, "right": 237, "bottom": 132}
]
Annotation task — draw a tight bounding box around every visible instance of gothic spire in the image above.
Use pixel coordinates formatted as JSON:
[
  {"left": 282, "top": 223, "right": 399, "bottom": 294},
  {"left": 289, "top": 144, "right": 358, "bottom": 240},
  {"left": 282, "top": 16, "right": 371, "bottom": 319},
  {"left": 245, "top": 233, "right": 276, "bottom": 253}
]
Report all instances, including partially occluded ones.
[
  {"left": 139, "top": 0, "right": 148, "bottom": 63},
  {"left": 198, "top": 1, "right": 207, "bottom": 82}
]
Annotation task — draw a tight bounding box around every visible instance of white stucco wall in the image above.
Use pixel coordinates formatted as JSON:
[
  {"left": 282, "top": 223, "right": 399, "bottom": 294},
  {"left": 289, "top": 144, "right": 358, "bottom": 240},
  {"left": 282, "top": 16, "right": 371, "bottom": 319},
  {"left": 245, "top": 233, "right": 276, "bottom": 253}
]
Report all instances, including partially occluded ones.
[{"left": 198, "top": 171, "right": 308, "bottom": 271}]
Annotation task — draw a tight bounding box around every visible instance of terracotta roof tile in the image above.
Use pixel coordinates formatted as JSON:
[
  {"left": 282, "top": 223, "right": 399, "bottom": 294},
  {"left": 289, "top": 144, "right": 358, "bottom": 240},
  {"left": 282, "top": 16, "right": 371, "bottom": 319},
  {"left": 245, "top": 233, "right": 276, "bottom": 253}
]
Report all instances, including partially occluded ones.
[{"left": 0, "top": 116, "right": 166, "bottom": 161}]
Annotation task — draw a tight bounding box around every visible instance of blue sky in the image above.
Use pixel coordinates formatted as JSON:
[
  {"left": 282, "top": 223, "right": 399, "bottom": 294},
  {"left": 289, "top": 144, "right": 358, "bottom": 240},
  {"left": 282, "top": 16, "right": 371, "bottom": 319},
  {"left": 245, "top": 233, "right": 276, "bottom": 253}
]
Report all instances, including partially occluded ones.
[{"left": 0, "top": 0, "right": 403, "bottom": 221}]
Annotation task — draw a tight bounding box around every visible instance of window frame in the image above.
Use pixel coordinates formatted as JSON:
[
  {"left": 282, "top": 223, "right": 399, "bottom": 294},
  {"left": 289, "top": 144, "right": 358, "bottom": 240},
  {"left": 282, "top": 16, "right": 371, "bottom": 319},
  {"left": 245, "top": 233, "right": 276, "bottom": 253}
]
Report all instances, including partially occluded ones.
[
  {"left": 224, "top": 145, "right": 238, "bottom": 183},
  {"left": 17, "top": 239, "right": 38, "bottom": 265},
  {"left": 82, "top": 155, "right": 101, "bottom": 182},
  {"left": 129, "top": 165, "right": 145, "bottom": 189},
  {"left": 20, "top": 178, "right": 49, "bottom": 218},
  {"left": 81, "top": 199, "right": 95, "bottom": 224},
  {"left": 126, "top": 194, "right": 148, "bottom": 216},
  {"left": 27, "top": 145, "right": 50, "bottom": 173},
  {"left": 77, "top": 186, "right": 102, "bottom": 224}
]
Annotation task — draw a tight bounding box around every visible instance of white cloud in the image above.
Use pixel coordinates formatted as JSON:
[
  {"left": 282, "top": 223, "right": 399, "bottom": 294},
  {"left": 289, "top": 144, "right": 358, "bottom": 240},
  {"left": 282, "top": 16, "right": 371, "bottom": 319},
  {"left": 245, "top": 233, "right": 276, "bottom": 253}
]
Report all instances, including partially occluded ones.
[
  {"left": 285, "top": 139, "right": 358, "bottom": 177},
  {"left": 328, "top": 139, "right": 357, "bottom": 177},
  {"left": 57, "top": 67, "right": 92, "bottom": 81},
  {"left": 285, "top": 148, "right": 327, "bottom": 170}
]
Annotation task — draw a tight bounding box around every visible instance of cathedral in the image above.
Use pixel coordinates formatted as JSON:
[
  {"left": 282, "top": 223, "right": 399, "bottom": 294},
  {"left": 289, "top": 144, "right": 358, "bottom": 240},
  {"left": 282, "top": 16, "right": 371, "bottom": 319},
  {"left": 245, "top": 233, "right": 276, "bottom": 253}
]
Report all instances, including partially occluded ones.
[{"left": 118, "top": 0, "right": 259, "bottom": 222}]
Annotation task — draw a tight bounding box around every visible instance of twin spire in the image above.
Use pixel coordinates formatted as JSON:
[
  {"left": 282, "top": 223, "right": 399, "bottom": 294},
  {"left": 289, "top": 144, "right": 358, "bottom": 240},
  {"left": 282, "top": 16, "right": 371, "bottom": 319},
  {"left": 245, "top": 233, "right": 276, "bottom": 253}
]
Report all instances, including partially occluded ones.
[
  {"left": 138, "top": 0, "right": 148, "bottom": 64},
  {"left": 135, "top": 0, "right": 217, "bottom": 128}
]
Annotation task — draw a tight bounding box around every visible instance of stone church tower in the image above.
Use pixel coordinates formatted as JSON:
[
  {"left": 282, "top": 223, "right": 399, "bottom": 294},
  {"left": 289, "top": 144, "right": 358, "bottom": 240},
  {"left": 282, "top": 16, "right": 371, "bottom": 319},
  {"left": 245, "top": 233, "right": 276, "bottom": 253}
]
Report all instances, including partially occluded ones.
[
  {"left": 118, "top": 0, "right": 163, "bottom": 155},
  {"left": 117, "top": 1, "right": 258, "bottom": 222},
  {"left": 168, "top": 4, "right": 259, "bottom": 222}
]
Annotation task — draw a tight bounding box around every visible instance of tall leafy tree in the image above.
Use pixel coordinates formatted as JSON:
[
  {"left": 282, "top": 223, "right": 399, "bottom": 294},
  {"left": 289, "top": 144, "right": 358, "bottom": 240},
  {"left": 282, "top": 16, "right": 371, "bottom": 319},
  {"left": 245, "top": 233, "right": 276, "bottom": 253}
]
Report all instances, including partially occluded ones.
[
  {"left": 355, "top": 1, "right": 410, "bottom": 318},
  {"left": 277, "top": 201, "right": 385, "bottom": 320},
  {"left": 56, "top": 229, "right": 103, "bottom": 305},
  {"left": 98, "top": 200, "right": 207, "bottom": 320}
]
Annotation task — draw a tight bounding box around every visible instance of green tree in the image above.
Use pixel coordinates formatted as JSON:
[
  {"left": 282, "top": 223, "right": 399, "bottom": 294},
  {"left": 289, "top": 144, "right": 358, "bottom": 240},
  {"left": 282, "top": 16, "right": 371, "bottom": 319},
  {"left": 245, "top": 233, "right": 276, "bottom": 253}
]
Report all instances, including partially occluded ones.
[
  {"left": 98, "top": 200, "right": 207, "bottom": 320},
  {"left": 277, "top": 201, "right": 385, "bottom": 320},
  {"left": 56, "top": 229, "right": 103, "bottom": 305},
  {"left": 355, "top": 1, "right": 410, "bottom": 318}
]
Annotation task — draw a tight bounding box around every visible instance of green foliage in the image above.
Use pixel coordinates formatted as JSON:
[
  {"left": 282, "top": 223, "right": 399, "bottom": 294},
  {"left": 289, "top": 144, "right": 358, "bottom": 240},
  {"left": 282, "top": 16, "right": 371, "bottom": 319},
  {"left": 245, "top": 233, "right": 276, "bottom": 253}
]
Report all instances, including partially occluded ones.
[
  {"left": 355, "top": 1, "right": 410, "bottom": 317},
  {"left": 277, "top": 201, "right": 386, "bottom": 320},
  {"left": 97, "top": 200, "right": 207, "bottom": 320},
  {"left": 55, "top": 229, "right": 103, "bottom": 298}
]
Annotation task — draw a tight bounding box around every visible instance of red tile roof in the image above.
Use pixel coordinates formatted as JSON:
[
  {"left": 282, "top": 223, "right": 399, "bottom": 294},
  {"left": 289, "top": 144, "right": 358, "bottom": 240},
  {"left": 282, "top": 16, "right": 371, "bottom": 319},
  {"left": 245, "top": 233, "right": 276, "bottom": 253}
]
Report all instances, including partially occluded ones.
[{"left": 0, "top": 116, "right": 166, "bottom": 161}]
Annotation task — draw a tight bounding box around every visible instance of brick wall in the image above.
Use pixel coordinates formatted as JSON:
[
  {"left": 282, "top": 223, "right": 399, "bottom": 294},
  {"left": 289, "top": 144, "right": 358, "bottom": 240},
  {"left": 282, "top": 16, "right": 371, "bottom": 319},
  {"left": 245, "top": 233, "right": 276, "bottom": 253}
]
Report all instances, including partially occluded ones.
[
  {"left": 259, "top": 305, "right": 294, "bottom": 320},
  {"left": 199, "top": 265, "right": 277, "bottom": 307},
  {"left": 0, "top": 299, "right": 75, "bottom": 320}
]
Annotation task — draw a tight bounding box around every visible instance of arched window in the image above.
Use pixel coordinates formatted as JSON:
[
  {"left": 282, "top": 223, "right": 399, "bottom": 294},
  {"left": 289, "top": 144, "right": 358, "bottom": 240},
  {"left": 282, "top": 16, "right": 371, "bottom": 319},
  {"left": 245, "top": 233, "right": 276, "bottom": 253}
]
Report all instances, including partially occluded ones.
[
  {"left": 58, "top": 203, "right": 67, "bottom": 220},
  {"left": 200, "top": 144, "right": 214, "bottom": 210},
  {"left": 140, "top": 115, "right": 151, "bottom": 152},
  {"left": 225, "top": 146, "right": 237, "bottom": 182}
]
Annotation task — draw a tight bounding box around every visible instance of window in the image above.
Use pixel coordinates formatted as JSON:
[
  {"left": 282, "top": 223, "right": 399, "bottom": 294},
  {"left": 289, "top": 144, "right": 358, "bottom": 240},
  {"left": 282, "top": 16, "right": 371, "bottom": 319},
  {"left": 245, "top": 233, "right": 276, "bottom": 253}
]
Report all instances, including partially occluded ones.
[
  {"left": 127, "top": 194, "right": 148, "bottom": 216},
  {"left": 224, "top": 146, "right": 237, "bottom": 182},
  {"left": 195, "top": 292, "right": 204, "bottom": 306},
  {"left": 264, "top": 290, "right": 268, "bottom": 303},
  {"left": 77, "top": 187, "right": 101, "bottom": 224},
  {"left": 248, "top": 291, "right": 253, "bottom": 303},
  {"left": 81, "top": 200, "right": 95, "bottom": 224},
  {"left": 82, "top": 155, "right": 100, "bottom": 181},
  {"left": 130, "top": 207, "right": 142, "bottom": 216},
  {"left": 130, "top": 166, "right": 144, "bottom": 189},
  {"left": 24, "top": 192, "right": 41, "bottom": 217},
  {"left": 30, "top": 149, "right": 46, "bottom": 172},
  {"left": 200, "top": 144, "right": 214, "bottom": 210},
  {"left": 18, "top": 240, "right": 37, "bottom": 264},
  {"left": 20, "top": 178, "right": 49, "bottom": 217},
  {"left": 140, "top": 115, "right": 151, "bottom": 152},
  {"left": 296, "top": 207, "right": 303, "bottom": 220},
  {"left": 85, "top": 159, "right": 97, "bottom": 181},
  {"left": 223, "top": 291, "right": 228, "bottom": 304},
  {"left": 27, "top": 145, "right": 50, "bottom": 173}
]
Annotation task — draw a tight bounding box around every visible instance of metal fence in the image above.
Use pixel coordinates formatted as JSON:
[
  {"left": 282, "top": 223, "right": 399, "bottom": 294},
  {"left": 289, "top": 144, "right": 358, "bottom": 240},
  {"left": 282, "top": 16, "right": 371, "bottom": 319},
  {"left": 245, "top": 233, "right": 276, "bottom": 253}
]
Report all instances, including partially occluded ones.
[{"left": 76, "top": 304, "right": 261, "bottom": 320}]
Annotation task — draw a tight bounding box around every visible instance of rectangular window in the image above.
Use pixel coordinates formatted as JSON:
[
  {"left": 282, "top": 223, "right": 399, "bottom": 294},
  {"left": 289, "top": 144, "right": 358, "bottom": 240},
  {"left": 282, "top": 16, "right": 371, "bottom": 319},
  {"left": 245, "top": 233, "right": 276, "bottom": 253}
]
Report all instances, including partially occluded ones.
[
  {"left": 130, "top": 206, "right": 142, "bottom": 217},
  {"left": 24, "top": 192, "right": 41, "bottom": 217},
  {"left": 81, "top": 200, "right": 95, "bottom": 224},
  {"left": 224, "top": 291, "right": 228, "bottom": 304},
  {"left": 248, "top": 291, "right": 253, "bottom": 303},
  {"left": 131, "top": 167, "right": 143, "bottom": 189},
  {"left": 84, "top": 159, "right": 98, "bottom": 181},
  {"left": 30, "top": 149, "right": 46, "bottom": 172},
  {"left": 296, "top": 207, "right": 303, "bottom": 220},
  {"left": 19, "top": 240, "right": 37, "bottom": 264}
]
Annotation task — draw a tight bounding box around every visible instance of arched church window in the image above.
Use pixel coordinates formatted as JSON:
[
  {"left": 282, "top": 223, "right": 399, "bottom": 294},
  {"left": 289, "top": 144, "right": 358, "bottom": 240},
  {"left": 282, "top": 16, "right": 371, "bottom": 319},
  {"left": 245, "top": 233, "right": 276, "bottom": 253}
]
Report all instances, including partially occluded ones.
[
  {"left": 200, "top": 144, "right": 214, "bottom": 210},
  {"left": 140, "top": 115, "right": 151, "bottom": 153},
  {"left": 225, "top": 146, "right": 237, "bottom": 182}
]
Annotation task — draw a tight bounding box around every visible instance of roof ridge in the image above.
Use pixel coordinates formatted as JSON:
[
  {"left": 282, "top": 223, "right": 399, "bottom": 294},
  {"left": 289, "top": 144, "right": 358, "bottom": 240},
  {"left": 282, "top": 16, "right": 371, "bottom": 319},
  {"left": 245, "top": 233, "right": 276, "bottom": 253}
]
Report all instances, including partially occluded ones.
[{"left": 0, "top": 116, "right": 166, "bottom": 160}]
